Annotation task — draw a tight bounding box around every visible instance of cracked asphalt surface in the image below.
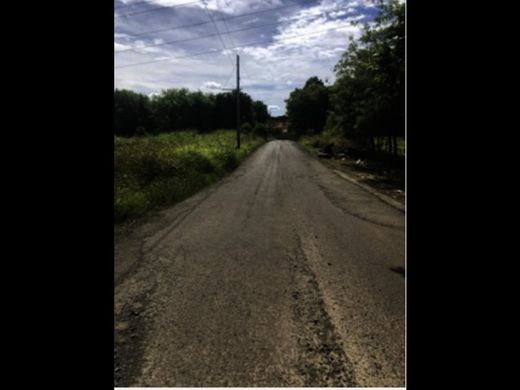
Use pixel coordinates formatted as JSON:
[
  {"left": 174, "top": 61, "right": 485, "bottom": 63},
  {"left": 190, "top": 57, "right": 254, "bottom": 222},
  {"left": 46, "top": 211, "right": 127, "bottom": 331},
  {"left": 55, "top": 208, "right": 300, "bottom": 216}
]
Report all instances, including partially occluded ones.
[{"left": 114, "top": 140, "right": 405, "bottom": 387}]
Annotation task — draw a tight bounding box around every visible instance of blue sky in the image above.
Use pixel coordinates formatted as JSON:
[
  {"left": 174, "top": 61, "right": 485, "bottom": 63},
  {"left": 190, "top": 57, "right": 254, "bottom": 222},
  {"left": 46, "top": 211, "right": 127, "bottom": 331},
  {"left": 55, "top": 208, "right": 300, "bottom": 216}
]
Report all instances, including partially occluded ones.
[{"left": 114, "top": 0, "right": 381, "bottom": 115}]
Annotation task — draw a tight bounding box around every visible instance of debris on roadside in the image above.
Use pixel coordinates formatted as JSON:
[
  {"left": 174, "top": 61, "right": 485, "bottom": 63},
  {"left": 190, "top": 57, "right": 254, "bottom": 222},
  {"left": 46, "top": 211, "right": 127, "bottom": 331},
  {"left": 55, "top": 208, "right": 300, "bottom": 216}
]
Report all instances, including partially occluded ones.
[
  {"left": 355, "top": 159, "right": 368, "bottom": 168},
  {"left": 318, "top": 151, "right": 332, "bottom": 159},
  {"left": 317, "top": 142, "right": 335, "bottom": 158}
]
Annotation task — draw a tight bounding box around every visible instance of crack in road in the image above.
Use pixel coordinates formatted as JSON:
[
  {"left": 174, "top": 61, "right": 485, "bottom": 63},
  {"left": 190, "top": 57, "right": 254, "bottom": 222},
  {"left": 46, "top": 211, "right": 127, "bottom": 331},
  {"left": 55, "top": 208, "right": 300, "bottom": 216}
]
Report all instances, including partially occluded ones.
[{"left": 291, "top": 234, "right": 358, "bottom": 387}]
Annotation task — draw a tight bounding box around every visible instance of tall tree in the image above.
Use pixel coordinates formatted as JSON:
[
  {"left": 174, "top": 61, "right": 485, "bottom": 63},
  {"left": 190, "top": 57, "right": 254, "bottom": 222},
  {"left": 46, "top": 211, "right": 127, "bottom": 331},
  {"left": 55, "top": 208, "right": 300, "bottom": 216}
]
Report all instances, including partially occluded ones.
[
  {"left": 114, "top": 89, "right": 154, "bottom": 136},
  {"left": 331, "top": 0, "right": 404, "bottom": 155},
  {"left": 115, "top": 87, "right": 270, "bottom": 134},
  {"left": 253, "top": 100, "right": 270, "bottom": 124},
  {"left": 285, "top": 76, "right": 330, "bottom": 135}
]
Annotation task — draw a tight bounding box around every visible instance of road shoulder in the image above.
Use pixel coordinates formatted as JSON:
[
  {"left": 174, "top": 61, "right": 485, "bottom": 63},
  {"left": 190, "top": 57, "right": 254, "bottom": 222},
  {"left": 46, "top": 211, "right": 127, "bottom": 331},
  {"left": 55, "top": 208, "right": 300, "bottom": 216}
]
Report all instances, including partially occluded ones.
[{"left": 297, "top": 144, "right": 405, "bottom": 212}]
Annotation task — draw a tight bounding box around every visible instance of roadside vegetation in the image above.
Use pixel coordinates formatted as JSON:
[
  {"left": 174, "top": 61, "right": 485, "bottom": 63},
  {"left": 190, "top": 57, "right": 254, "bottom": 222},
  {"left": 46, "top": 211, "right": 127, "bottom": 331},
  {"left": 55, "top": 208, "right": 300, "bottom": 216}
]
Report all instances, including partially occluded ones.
[
  {"left": 114, "top": 87, "right": 271, "bottom": 225},
  {"left": 286, "top": 0, "right": 405, "bottom": 160},
  {"left": 115, "top": 130, "right": 264, "bottom": 224},
  {"left": 115, "top": 88, "right": 269, "bottom": 137},
  {"left": 284, "top": 0, "right": 404, "bottom": 203}
]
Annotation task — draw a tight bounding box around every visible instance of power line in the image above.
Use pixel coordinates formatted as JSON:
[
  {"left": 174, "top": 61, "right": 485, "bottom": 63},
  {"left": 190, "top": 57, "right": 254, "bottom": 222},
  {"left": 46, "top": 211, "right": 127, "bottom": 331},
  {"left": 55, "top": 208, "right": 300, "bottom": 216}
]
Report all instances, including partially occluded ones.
[
  {"left": 201, "top": 0, "right": 234, "bottom": 67},
  {"left": 115, "top": 23, "right": 357, "bottom": 69},
  {"left": 115, "top": 0, "right": 341, "bottom": 56},
  {"left": 118, "top": 0, "right": 315, "bottom": 37},
  {"left": 114, "top": 0, "right": 316, "bottom": 85},
  {"left": 115, "top": 0, "right": 202, "bottom": 18},
  {"left": 213, "top": 2, "right": 254, "bottom": 85},
  {"left": 216, "top": 0, "right": 237, "bottom": 51},
  {"left": 217, "top": 5, "right": 253, "bottom": 85},
  {"left": 221, "top": 62, "right": 236, "bottom": 90},
  {"left": 237, "top": 53, "right": 253, "bottom": 83},
  {"left": 115, "top": 20, "right": 281, "bottom": 53}
]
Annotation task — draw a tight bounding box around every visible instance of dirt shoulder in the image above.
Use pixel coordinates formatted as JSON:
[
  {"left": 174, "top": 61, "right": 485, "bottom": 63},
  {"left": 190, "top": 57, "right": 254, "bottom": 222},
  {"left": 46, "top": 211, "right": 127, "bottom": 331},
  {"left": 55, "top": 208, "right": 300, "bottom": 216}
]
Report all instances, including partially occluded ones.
[{"left": 301, "top": 146, "right": 405, "bottom": 207}]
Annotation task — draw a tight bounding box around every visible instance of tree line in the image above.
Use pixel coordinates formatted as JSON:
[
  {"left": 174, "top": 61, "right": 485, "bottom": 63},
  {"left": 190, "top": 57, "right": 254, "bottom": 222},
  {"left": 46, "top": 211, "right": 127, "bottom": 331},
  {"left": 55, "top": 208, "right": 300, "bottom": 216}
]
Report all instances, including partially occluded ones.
[
  {"left": 285, "top": 0, "right": 404, "bottom": 156},
  {"left": 115, "top": 88, "right": 270, "bottom": 136}
]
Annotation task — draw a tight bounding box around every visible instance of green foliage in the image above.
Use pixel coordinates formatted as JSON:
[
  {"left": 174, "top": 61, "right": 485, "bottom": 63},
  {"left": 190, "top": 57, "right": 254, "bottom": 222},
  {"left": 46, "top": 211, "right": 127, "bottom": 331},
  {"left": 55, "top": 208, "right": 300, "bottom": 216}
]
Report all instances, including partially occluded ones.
[
  {"left": 254, "top": 123, "right": 270, "bottom": 140},
  {"left": 114, "top": 89, "right": 154, "bottom": 137},
  {"left": 214, "top": 91, "right": 256, "bottom": 129},
  {"left": 135, "top": 126, "right": 148, "bottom": 137},
  {"left": 150, "top": 88, "right": 216, "bottom": 133},
  {"left": 115, "top": 130, "right": 264, "bottom": 224},
  {"left": 287, "top": 1, "right": 405, "bottom": 157},
  {"left": 220, "top": 149, "right": 239, "bottom": 171},
  {"left": 241, "top": 122, "right": 253, "bottom": 134},
  {"left": 299, "top": 128, "right": 355, "bottom": 151},
  {"left": 330, "top": 0, "right": 404, "bottom": 154},
  {"left": 285, "top": 76, "right": 330, "bottom": 136},
  {"left": 115, "top": 88, "right": 270, "bottom": 136},
  {"left": 253, "top": 100, "right": 269, "bottom": 124}
]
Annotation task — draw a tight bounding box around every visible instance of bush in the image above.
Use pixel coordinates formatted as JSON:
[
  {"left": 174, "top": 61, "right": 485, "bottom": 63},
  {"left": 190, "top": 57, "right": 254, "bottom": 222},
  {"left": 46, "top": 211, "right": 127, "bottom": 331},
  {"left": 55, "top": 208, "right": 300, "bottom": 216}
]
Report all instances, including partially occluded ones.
[
  {"left": 115, "top": 189, "right": 150, "bottom": 223},
  {"left": 241, "top": 122, "right": 253, "bottom": 134},
  {"left": 176, "top": 150, "right": 215, "bottom": 174},
  {"left": 221, "top": 150, "right": 239, "bottom": 171},
  {"left": 254, "top": 123, "right": 269, "bottom": 140},
  {"left": 115, "top": 130, "right": 265, "bottom": 224},
  {"left": 135, "top": 126, "right": 147, "bottom": 136}
]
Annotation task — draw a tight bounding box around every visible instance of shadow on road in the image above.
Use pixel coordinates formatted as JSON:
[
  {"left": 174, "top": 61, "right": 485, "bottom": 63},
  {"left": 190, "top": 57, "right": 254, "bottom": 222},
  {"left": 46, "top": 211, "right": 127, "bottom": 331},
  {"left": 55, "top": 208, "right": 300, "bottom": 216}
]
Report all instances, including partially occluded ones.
[{"left": 389, "top": 266, "right": 405, "bottom": 277}]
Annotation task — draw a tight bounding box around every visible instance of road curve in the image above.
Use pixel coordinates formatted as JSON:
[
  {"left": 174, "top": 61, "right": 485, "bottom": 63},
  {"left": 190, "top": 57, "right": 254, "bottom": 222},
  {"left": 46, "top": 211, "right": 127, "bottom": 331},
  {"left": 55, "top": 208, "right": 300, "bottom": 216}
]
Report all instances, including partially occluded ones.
[{"left": 114, "top": 140, "right": 405, "bottom": 387}]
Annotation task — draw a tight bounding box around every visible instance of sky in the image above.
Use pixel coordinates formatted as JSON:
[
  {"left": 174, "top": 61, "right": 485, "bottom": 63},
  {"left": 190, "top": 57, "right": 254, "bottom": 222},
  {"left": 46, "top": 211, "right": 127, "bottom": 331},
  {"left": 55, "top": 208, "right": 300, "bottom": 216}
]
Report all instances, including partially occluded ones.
[{"left": 114, "top": 0, "right": 381, "bottom": 115}]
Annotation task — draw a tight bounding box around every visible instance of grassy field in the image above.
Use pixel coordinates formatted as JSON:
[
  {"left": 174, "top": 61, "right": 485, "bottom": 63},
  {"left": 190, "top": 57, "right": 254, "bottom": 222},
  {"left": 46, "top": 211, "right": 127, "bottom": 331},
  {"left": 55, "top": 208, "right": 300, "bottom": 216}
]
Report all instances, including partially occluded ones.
[{"left": 115, "top": 130, "right": 264, "bottom": 224}]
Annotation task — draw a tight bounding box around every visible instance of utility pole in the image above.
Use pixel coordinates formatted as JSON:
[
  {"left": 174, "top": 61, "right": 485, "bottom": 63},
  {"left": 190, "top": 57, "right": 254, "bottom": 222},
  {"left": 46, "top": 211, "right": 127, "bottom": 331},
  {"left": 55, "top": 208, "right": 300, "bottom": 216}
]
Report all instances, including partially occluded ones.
[{"left": 236, "top": 54, "right": 240, "bottom": 149}]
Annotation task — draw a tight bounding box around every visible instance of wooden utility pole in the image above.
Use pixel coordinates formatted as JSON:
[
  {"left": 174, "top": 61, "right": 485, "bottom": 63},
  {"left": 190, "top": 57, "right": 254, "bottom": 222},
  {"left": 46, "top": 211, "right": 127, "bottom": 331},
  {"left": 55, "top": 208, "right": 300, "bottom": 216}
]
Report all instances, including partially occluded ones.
[{"left": 236, "top": 54, "right": 240, "bottom": 149}]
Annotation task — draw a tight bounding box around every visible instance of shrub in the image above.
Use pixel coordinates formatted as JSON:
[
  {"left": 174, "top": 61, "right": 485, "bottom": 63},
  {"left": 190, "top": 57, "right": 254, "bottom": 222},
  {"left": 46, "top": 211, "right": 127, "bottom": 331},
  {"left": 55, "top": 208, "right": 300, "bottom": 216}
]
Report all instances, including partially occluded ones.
[
  {"left": 135, "top": 126, "right": 148, "bottom": 136},
  {"left": 114, "top": 130, "right": 265, "bottom": 224},
  {"left": 241, "top": 122, "right": 253, "bottom": 134},
  {"left": 221, "top": 150, "right": 239, "bottom": 171},
  {"left": 254, "top": 123, "right": 269, "bottom": 140},
  {"left": 115, "top": 189, "right": 150, "bottom": 223}
]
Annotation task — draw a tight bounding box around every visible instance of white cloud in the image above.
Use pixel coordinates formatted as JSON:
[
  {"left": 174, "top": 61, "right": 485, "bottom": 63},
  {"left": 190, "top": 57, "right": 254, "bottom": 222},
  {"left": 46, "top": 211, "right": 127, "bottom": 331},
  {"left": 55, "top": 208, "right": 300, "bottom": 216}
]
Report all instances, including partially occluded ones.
[
  {"left": 115, "top": 42, "right": 132, "bottom": 51},
  {"left": 145, "top": 0, "right": 284, "bottom": 15},
  {"left": 115, "top": 32, "right": 132, "bottom": 40},
  {"left": 202, "top": 81, "right": 223, "bottom": 90},
  {"left": 115, "top": 0, "right": 378, "bottom": 113}
]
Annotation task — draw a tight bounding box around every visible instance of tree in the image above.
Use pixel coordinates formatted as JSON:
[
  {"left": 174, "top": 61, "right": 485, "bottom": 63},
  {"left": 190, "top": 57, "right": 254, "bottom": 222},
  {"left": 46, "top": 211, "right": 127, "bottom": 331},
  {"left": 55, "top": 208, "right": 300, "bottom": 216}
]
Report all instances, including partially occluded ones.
[
  {"left": 253, "top": 100, "right": 270, "bottom": 124},
  {"left": 114, "top": 89, "right": 154, "bottom": 136},
  {"left": 214, "top": 91, "right": 255, "bottom": 129},
  {"left": 115, "top": 87, "right": 269, "bottom": 135},
  {"left": 330, "top": 0, "right": 404, "bottom": 156},
  {"left": 285, "top": 76, "right": 330, "bottom": 136}
]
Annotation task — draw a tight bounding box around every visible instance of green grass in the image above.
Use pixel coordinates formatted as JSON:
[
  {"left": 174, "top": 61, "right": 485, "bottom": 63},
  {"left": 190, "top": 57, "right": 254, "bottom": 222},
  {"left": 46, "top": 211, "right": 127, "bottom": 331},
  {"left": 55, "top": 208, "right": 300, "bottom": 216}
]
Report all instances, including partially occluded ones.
[{"left": 115, "top": 130, "right": 265, "bottom": 224}]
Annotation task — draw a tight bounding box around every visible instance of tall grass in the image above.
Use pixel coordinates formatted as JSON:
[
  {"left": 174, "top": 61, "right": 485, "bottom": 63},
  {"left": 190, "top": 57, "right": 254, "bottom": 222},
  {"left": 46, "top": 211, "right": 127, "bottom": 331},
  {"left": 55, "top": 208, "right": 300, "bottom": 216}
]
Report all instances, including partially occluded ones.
[{"left": 115, "top": 130, "right": 264, "bottom": 224}]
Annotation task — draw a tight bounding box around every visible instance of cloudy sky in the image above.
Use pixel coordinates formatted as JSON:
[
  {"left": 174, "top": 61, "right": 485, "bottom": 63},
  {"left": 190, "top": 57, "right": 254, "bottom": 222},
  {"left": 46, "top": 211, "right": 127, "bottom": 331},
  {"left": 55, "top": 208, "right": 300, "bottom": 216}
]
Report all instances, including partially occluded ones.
[{"left": 114, "top": 0, "right": 381, "bottom": 115}]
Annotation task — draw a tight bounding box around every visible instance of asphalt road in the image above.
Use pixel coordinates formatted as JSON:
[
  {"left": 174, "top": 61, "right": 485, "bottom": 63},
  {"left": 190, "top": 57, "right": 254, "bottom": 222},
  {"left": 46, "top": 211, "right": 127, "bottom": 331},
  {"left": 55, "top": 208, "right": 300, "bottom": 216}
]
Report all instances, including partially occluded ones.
[{"left": 114, "top": 140, "right": 405, "bottom": 387}]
